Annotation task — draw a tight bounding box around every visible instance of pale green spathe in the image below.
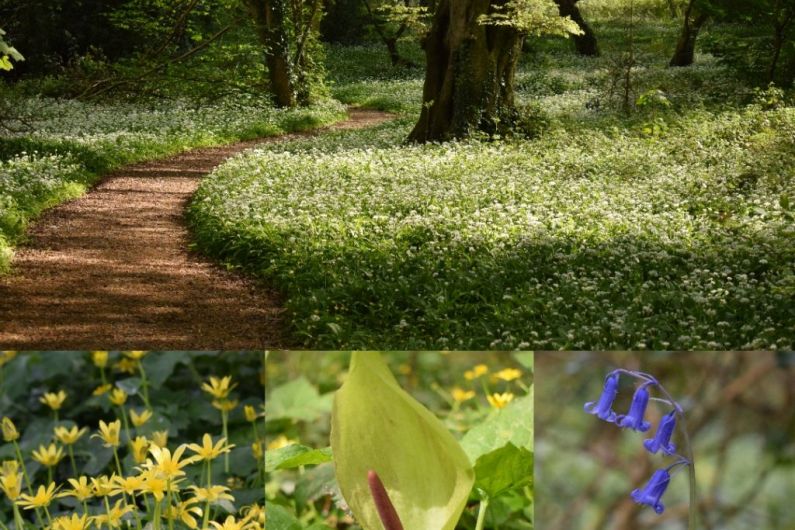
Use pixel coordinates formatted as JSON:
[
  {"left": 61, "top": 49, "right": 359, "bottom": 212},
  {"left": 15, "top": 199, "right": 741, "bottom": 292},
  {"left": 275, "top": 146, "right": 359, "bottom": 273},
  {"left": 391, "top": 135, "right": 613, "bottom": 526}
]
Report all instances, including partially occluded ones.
[{"left": 331, "top": 352, "right": 475, "bottom": 530}]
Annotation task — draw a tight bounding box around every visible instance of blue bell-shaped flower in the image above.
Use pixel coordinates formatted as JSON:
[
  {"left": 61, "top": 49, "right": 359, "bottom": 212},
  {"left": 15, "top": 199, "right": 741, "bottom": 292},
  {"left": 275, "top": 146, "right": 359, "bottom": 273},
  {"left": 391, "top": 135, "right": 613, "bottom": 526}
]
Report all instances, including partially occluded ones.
[
  {"left": 631, "top": 468, "right": 671, "bottom": 514},
  {"left": 584, "top": 373, "right": 619, "bottom": 422},
  {"left": 616, "top": 385, "right": 651, "bottom": 432},
  {"left": 643, "top": 410, "right": 677, "bottom": 455}
]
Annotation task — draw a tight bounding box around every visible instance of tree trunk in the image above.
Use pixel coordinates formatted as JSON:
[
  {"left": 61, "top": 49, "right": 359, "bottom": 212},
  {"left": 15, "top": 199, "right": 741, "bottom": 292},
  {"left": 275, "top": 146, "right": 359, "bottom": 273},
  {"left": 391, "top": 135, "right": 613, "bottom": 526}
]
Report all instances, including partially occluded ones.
[
  {"left": 669, "top": 0, "right": 708, "bottom": 67},
  {"left": 554, "top": 0, "right": 599, "bottom": 56},
  {"left": 245, "top": 0, "right": 296, "bottom": 107},
  {"left": 408, "top": 0, "right": 523, "bottom": 142}
]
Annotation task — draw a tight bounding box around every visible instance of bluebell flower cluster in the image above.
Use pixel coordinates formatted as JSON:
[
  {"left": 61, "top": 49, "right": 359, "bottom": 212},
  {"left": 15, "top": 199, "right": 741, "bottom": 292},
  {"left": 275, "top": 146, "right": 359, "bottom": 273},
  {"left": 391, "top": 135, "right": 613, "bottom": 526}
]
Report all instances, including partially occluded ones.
[{"left": 585, "top": 369, "right": 691, "bottom": 514}]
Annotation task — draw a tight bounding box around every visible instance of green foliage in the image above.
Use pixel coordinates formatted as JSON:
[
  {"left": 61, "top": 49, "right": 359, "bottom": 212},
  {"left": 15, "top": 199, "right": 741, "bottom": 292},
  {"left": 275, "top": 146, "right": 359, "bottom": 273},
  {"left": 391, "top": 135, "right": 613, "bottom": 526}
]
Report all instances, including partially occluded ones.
[
  {"left": 0, "top": 28, "right": 23, "bottom": 71},
  {"left": 479, "top": 0, "right": 583, "bottom": 37}
]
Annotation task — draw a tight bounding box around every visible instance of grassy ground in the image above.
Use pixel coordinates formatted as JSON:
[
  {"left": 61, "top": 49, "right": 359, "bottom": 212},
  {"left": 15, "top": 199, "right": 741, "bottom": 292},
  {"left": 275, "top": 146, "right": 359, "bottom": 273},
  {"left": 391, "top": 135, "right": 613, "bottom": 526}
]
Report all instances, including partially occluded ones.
[{"left": 189, "top": 13, "right": 795, "bottom": 350}]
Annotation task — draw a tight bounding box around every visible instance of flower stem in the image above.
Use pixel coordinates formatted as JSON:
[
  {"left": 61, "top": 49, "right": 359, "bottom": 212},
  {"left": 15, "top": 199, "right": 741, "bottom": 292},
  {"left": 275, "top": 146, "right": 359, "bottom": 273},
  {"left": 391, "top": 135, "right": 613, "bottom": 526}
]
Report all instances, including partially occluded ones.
[
  {"left": 475, "top": 498, "right": 490, "bottom": 530},
  {"left": 152, "top": 497, "right": 161, "bottom": 530},
  {"left": 166, "top": 479, "right": 174, "bottom": 530},
  {"left": 119, "top": 406, "right": 132, "bottom": 446},
  {"left": 12, "top": 441, "right": 32, "bottom": 494},
  {"left": 68, "top": 444, "right": 78, "bottom": 477},
  {"left": 138, "top": 363, "right": 151, "bottom": 409},
  {"left": 12, "top": 503, "right": 25, "bottom": 530},
  {"left": 221, "top": 410, "right": 229, "bottom": 474},
  {"left": 113, "top": 446, "right": 124, "bottom": 476}
]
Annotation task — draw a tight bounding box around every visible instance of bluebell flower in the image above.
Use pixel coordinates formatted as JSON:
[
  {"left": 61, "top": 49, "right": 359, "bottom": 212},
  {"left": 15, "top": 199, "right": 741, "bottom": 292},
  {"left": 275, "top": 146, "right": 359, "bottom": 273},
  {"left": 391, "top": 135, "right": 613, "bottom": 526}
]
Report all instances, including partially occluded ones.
[
  {"left": 644, "top": 410, "right": 677, "bottom": 455},
  {"left": 616, "top": 385, "right": 651, "bottom": 432},
  {"left": 631, "top": 468, "right": 671, "bottom": 514},
  {"left": 584, "top": 372, "right": 619, "bottom": 422}
]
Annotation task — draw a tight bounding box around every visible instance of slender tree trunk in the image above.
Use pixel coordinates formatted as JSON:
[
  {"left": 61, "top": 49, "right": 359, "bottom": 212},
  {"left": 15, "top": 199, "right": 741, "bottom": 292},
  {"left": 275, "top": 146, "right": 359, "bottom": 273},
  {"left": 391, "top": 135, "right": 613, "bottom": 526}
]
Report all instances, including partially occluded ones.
[
  {"left": 554, "top": 0, "right": 599, "bottom": 56},
  {"left": 408, "top": 0, "right": 523, "bottom": 142},
  {"left": 768, "top": 6, "right": 794, "bottom": 83},
  {"left": 245, "top": 0, "right": 296, "bottom": 107},
  {"left": 669, "top": 0, "right": 708, "bottom": 67}
]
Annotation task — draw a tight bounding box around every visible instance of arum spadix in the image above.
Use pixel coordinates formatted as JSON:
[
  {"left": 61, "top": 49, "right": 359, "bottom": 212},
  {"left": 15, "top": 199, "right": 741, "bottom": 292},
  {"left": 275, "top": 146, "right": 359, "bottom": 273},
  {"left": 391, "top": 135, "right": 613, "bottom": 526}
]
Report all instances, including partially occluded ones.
[{"left": 331, "top": 352, "right": 474, "bottom": 530}]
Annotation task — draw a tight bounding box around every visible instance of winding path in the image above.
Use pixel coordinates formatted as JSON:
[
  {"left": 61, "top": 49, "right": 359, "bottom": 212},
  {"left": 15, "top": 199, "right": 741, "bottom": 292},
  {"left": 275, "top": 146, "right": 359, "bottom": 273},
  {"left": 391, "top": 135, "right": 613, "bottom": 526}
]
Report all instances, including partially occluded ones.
[{"left": 0, "top": 108, "right": 392, "bottom": 350}]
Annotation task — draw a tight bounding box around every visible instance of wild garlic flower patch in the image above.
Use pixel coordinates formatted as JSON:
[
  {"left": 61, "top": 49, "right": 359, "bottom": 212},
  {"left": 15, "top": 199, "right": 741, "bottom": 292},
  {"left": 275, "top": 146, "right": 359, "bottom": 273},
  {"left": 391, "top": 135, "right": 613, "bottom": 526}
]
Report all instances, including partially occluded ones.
[
  {"left": 0, "top": 351, "right": 265, "bottom": 530},
  {"left": 191, "top": 106, "right": 795, "bottom": 350}
]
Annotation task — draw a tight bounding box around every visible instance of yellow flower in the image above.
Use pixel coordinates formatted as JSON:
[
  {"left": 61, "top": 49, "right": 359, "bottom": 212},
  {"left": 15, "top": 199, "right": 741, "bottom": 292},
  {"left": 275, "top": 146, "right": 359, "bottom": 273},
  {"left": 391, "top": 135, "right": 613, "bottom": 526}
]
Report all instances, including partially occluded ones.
[
  {"left": 244, "top": 405, "right": 259, "bottom": 423},
  {"left": 110, "top": 475, "right": 144, "bottom": 497},
  {"left": 32, "top": 443, "right": 64, "bottom": 467},
  {"left": 93, "top": 420, "right": 121, "bottom": 448},
  {"left": 91, "top": 500, "right": 133, "bottom": 528},
  {"left": 201, "top": 376, "right": 237, "bottom": 399},
  {"left": 212, "top": 399, "right": 238, "bottom": 412},
  {"left": 91, "top": 475, "right": 118, "bottom": 497},
  {"left": 150, "top": 430, "right": 169, "bottom": 448},
  {"left": 124, "top": 351, "right": 147, "bottom": 360},
  {"left": 186, "top": 434, "right": 234, "bottom": 462},
  {"left": 487, "top": 392, "right": 515, "bottom": 409},
  {"left": 129, "top": 409, "right": 152, "bottom": 427},
  {"left": 54, "top": 425, "right": 88, "bottom": 445},
  {"left": 0, "top": 472, "right": 23, "bottom": 501},
  {"left": 92, "top": 384, "right": 112, "bottom": 396},
  {"left": 464, "top": 364, "right": 489, "bottom": 381},
  {"left": 91, "top": 351, "right": 108, "bottom": 368},
  {"left": 0, "top": 460, "right": 19, "bottom": 477},
  {"left": 108, "top": 388, "right": 127, "bottom": 406},
  {"left": 64, "top": 477, "right": 93, "bottom": 501},
  {"left": 130, "top": 436, "right": 149, "bottom": 464},
  {"left": 252, "top": 441, "right": 264, "bottom": 461},
  {"left": 242, "top": 504, "right": 265, "bottom": 528},
  {"left": 40, "top": 390, "right": 67, "bottom": 411},
  {"left": 165, "top": 499, "right": 202, "bottom": 529},
  {"left": 52, "top": 513, "right": 91, "bottom": 530},
  {"left": 137, "top": 468, "right": 181, "bottom": 501},
  {"left": 188, "top": 485, "right": 235, "bottom": 503},
  {"left": 1, "top": 417, "right": 19, "bottom": 442},
  {"left": 266, "top": 435, "right": 294, "bottom": 451},
  {"left": 145, "top": 444, "right": 196, "bottom": 479},
  {"left": 451, "top": 387, "right": 475, "bottom": 403},
  {"left": 494, "top": 368, "right": 522, "bottom": 382},
  {"left": 16, "top": 482, "right": 63, "bottom": 510},
  {"left": 209, "top": 516, "right": 247, "bottom": 530},
  {"left": 113, "top": 358, "right": 138, "bottom": 374},
  {"left": 0, "top": 351, "right": 16, "bottom": 367}
]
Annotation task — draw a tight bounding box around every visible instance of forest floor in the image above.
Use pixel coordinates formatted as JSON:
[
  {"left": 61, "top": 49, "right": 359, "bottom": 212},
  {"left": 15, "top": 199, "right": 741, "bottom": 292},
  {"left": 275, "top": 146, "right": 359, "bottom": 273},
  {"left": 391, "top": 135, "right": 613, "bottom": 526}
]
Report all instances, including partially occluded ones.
[{"left": 0, "top": 108, "right": 392, "bottom": 350}]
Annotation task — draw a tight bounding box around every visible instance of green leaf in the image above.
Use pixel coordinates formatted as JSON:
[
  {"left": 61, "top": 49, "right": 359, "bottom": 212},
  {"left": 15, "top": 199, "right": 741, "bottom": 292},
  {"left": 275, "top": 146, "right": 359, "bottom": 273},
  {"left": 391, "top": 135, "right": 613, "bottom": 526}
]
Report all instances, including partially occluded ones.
[
  {"left": 143, "top": 352, "right": 190, "bottom": 389},
  {"left": 331, "top": 352, "right": 474, "bottom": 530},
  {"left": 461, "top": 387, "right": 533, "bottom": 463},
  {"left": 264, "top": 504, "right": 301, "bottom": 530},
  {"left": 265, "top": 444, "right": 333, "bottom": 472},
  {"left": 513, "top": 352, "right": 534, "bottom": 372},
  {"left": 267, "top": 377, "right": 333, "bottom": 422},
  {"left": 473, "top": 442, "right": 533, "bottom": 499}
]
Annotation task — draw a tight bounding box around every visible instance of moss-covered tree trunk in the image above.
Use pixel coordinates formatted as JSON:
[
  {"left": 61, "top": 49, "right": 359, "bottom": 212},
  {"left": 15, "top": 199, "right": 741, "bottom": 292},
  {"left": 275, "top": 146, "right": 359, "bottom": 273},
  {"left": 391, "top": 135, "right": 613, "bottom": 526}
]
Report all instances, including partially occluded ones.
[
  {"left": 554, "top": 0, "right": 599, "bottom": 56},
  {"left": 408, "top": 0, "right": 523, "bottom": 142},
  {"left": 669, "top": 0, "right": 708, "bottom": 67},
  {"left": 245, "top": 0, "right": 296, "bottom": 107}
]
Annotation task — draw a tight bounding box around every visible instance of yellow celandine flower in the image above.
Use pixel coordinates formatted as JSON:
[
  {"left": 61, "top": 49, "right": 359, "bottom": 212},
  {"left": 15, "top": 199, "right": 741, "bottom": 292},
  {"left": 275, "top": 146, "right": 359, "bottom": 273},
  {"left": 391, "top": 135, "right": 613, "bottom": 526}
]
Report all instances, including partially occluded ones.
[
  {"left": 145, "top": 444, "right": 196, "bottom": 479},
  {"left": 108, "top": 388, "right": 127, "bottom": 406},
  {"left": 91, "top": 499, "right": 133, "bottom": 528},
  {"left": 54, "top": 425, "right": 88, "bottom": 445},
  {"left": 1, "top": 417, "right": 19, "bottom": 442},
  {"left": 252, "top": 441, "right": 264, "bottom": 461},
  {"left": 165, "top": 499, "right": 202, "bottom": 529},
  {"left": 494, "top": 368, "right": 522, "bottom": 382},
  {"left": 64, "top": 477, "right": 93, "bottom": 501},
  {"left": 244, "top": 405, "right": 259, "bottom": 423},
  {"left": 188, "top": 485, "right": 235, "bottom": 503},
  {"left": 124, "top": 351, "right": 147, "bottom": 360},
  {"left": 212, "top": 399, "right": 238, "bottom": 412},
  {"left": 0, "top": 460, "right": 19, "bottom": 477},
  {"left": 0, "top": 472, "right": 23, "bottom": 501},
  {"left": 91, "top": 351, "right": 108, "bottom": 368},
  {"left": 16, "top": 482, "right": 63, "bottom": 510},
  {"left": 0, "top": 351, "right": 16, "bottom": 367},
  {"left": 487, "top": 392, "right": 515, "bottom": 409},
  {"left": 209, "top": 516, "right": 249, "bottom": 530},
  {"left": 93, "top": 420, "right": 121, "bottom": 448},
  {"left": 266, "top": 435, "right": 294, "bottom": 451},
  {"left": 137, "top": 468, "right": 181, "bottom": 501},
  {"left": 130, "top": 436, "right": 149, "bottom": 464},
  {"left": 32, "top": 443, "right": 64, "bottom": 467},
  {"left": 40, "top": 390, "right": 68, "bottom": 411},
  {"left": 451, "top": 387, "right": 476, "bottom": 403},
  {"left": 92, "top": 384, "right": 112, "bottom": 396},
  {"left": 110, "top": 475, "right": 144, "bottom": 497},
  {"left": 150, "top": 430, "right": 169, "bottom": 448},
  {"left": 464, "top": 364, "right": 489, "bottom": 381},
  {"left": 201, "top": 376, "right": 237, "bottom": 400},
  {"left": 52, "top": 513, "right": 91, "bottom": 530},
  {"left": 242, "top": 504, "right": 265, "bottom": 529},
  {"left": 91, "top": 475, "right": 116, "bottom": 497},
  {"left": 186, "top": 434, "right": 234, "bottom": 462},
  {"left": 113, "top": 358, "right": 138, "bottom": 374},
  {"left": 129, "top": 409, "right": 152, "bottom": 427}
]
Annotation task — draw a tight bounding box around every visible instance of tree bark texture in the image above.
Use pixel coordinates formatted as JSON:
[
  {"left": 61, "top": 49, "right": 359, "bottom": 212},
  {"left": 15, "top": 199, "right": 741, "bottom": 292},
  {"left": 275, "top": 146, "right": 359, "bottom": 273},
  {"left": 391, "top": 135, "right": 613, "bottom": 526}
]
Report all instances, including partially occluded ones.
[
  {"left": 245, "top": 0, "right": 296, "bottom": 107},
  {"left": 554, "top": 0, "right": 599, "bottom": 56},
  {"left": 408, "top": 0, "right": 523, "bottom": 142},
  {"left": 669, "top": 0, "right": 708, "bottom": 67}
]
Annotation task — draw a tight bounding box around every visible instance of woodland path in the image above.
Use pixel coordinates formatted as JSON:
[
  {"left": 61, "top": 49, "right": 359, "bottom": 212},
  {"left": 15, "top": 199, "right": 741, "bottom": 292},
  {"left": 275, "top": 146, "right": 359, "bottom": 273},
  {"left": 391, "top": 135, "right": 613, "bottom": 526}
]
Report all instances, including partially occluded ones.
[{"left": 0, "top": 108, "right": 392, "bottom": 350}]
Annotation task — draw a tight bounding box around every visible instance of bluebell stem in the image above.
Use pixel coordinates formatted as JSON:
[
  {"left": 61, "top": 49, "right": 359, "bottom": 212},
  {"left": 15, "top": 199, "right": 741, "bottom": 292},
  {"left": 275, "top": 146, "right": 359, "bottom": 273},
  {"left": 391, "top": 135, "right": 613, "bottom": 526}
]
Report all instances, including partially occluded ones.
[
  {"left": 644, "top": 410, "right": 677, "bottom": 455},
  {"left": 631, "top": 468, "right": 670, "bottom": 514},
  {"left": 584, "top": 372, "right": 619, "bottom": 422},
  {"left": 616, "top": 384, "right": 651, "bottom": 432}
]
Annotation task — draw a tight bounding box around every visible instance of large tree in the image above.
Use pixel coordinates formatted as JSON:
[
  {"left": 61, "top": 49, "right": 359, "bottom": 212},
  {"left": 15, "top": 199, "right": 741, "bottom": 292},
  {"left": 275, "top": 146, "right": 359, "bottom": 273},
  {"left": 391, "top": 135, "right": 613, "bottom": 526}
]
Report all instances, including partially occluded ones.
[
  {"left": 408, "top": 0, "right": 580, "bottom": 142},
  {"left": 669, "top": 0, "right": 708, "bottom": 66},
  {"left": 554, "top": 0, "right": 599, "bottom": 56}
]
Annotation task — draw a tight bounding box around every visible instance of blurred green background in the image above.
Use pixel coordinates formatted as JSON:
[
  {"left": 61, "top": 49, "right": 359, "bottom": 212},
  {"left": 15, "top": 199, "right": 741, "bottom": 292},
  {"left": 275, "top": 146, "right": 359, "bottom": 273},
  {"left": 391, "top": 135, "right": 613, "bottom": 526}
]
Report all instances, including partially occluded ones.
[{"left": 535, "top": 351, "right": 795, "bottom": 530}]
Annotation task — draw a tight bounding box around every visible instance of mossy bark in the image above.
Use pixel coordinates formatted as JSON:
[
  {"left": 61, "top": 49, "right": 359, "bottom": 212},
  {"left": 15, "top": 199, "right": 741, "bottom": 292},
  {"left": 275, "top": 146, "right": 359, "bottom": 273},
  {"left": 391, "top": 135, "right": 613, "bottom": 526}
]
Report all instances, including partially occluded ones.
[{"left": 246, "top": 0, "right": 296, "bottom": 107}]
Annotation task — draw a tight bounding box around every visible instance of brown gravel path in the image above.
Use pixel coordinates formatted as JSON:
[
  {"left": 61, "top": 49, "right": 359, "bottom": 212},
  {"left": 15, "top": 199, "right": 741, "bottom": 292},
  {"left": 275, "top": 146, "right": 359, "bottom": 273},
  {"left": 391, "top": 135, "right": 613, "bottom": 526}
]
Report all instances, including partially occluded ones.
[{"left": 0, "top": 108, "right": 393, "bottom": 350}]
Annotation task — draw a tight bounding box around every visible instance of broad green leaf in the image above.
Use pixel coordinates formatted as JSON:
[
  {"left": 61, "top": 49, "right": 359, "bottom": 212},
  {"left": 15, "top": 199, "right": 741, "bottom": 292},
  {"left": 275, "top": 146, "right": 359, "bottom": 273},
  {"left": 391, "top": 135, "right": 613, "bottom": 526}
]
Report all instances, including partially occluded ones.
[
  {"left": 265, "top": 504, "right": 301, "bottom": 530},
  {"left": 461, "top": 387, "right": 533, "bottom": 463},
  {"left": 331, "top": 352, "right": 474, "bottom": 530},
  {"left": 472, "top": 442, "right": 533, "bottom": 499},
  {"left": 143, "top": 352, "right": 190, "bottom": 389},
  {"left": 513, "top": 352, "right": 534, "bottom": 372},
  {"left": 265, "top": 444, "right": 333, "bottom": 472},
  {"left": 267, "top": 377, "right": 333, "bottom": 422}
]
